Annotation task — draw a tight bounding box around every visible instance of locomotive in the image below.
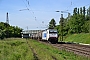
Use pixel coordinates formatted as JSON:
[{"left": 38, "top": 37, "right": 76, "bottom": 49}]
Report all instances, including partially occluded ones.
[{"left": 35, "top": 29, "right": 58, "bottom": 43}]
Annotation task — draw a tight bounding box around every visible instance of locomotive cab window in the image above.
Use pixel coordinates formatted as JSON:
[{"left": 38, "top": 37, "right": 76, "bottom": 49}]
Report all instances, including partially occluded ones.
[{"left": 49, "top": 31, "right": 57, "bottom": 33}]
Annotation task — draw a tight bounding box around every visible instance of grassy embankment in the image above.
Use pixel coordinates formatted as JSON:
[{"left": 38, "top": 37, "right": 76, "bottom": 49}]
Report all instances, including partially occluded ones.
[
  {"left": 64, "top": 33, "right": 90, "bottom": 44},
  {"left": 0, "top": 38, "right": 90, "bottom": 60}
]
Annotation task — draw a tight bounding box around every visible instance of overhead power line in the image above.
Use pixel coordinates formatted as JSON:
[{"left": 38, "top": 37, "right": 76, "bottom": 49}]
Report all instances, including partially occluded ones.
[
  {"left": 19, "top": 8, "right": 29, "bottom": 11},
  {"left": 21, "top": 0, "right": 36, "bottom": 20},
  {"left": 21, "top": 0, "right": 45, "bottom": 29},
  {"left": 22, "top": 0, "right": 28, "bottom": 8}
]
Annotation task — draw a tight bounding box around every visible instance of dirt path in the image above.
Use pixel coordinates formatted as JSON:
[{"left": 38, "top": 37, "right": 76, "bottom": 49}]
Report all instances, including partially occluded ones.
[{"left": 26, "top": 39, "right": 39, "bottom": 60}]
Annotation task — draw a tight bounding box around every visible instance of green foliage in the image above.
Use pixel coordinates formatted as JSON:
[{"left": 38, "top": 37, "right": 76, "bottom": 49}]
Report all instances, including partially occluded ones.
[
  {"left": 77, "top": 8, "right": 79, "bottom": 14},
  {"left": 48, "top": 18, "right": 56, "bottom": 29},
  {"left": 0, "top": 22, "right": 22, "bottom": 39},
  {"left": 82, "top": 21, "right": 90, "bottom": 33},
  {"left": 55, "top": 25, "right": 60, "bottom": 35},
  {"left": 73, "top": 7, "right": 77, "bottom": 15},
  {"left": 88, "top": 6, "right": 90, "bottom": 17},
  {"left": 87, "top": 6, "right": 90, "bottom": 20},
  {"left": 80, "top": 7, "right": 83, "bottom": 15},
  {"left": 83, "top": 6, "right": 85, "bottom": 17},
  {"left": 68, "top": 14, "right": 85, "bottom": 33},
  {"left": 0, "top": 29, "right": 5, "bottom": 39},
  {"left": 55, "top": 6, "right": 90, "bottom": 37}
]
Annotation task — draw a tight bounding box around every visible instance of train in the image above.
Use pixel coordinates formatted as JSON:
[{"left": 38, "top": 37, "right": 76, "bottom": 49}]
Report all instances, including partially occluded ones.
[
  {"left": 21, "top": 29, "right": 58, "bottom": 43},
  {"left": 33, "top": 29, "right": 58, "bottom": 43}
]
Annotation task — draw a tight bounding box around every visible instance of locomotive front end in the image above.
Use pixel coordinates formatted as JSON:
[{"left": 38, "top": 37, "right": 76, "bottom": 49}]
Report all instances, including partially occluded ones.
[{"left": 47, "top": 29, "right": 58, "bottom": 43}]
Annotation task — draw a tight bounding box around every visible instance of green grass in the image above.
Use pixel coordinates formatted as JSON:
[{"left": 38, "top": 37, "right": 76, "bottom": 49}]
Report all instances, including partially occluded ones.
[
  {"left": 0, "top": 38, "right": 34, "bottom": 60},
  {"left": 64, "top": 33, "right": 90, "bottom": 44},
  {"left": 0, "top": 38, "right": 90, "bottom": 60}
]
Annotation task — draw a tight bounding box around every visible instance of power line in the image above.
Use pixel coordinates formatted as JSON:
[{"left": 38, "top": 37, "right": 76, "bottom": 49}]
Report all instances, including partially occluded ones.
[
  {"left": 22, "top": 0, "right": 28, "bottom": 9},
  {"left": 26, "top": 0, "right": 49, "bottom": 29},
  {"left": 21, "top": 0, "right": 45, "bottom": 29},
  {"left": 25, "top": 0, "right": 38, "bottom": 21},
  {"left": 21, "top": 0, "right": 36, "bottom": 20}
]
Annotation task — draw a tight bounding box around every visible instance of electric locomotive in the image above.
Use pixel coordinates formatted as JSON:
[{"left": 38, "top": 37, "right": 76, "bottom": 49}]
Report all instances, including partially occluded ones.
[{"left": 42, "top": 29, "right": 58, "bottom": 43}]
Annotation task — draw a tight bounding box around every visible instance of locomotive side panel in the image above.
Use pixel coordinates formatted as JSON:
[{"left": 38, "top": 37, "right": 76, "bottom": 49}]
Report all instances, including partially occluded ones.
[{"left": 42, "top": 31, "right": 47, "bottom": 41}]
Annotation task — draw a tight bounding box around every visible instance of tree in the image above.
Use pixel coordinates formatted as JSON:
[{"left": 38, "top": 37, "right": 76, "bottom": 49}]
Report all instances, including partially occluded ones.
[
  {"left": 88, "top": 6, "right": 90, "bottom": 20},
  {"left": 0, "top": 29, "right": 5, "bottom": 39},
  {"left": 67, "top": 14, "right": 85, "bottom": 34},
  {"left": 0, "top": 22, "right": 22, "bottom": 39},
  {"left": 87, "top": 9, "right": 89, "bottom": 16},
  {"left": 55, "top": 25, "right": 60, "bottom": 35},
  {"left": 77, "top": 8, "right": 79, "bottom": 15},
  {"left": 73, "top": 7, "right": 77, "bottom": 15},
  {"left": 82, "top": 21, "right": 90, "bottom": 33},
  {"left": 80, "top": 7, "right": 83, "bottom": 15},
  {"left": 89, "top": 6, "right": 90, "bottom": 16},
  {"left": 83, "top": 6, "right": 86, "bottom": 18},
  {"left": 48, "top": 18, "right": 56, "bottom": 29}
]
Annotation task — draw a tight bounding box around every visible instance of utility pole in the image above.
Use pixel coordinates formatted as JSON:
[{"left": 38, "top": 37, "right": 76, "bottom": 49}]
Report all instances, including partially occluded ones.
[
  {"left": 60, "top": 14, "right": 64, "bottom": 41},
  {"left": 56, "top": 10, "right": 70, "bottom": 41}
]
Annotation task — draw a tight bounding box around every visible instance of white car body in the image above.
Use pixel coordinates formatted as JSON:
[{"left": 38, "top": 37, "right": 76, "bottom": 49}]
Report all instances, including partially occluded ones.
[{"left": 42, "top": 29, "right": 58, "bottom": 43}]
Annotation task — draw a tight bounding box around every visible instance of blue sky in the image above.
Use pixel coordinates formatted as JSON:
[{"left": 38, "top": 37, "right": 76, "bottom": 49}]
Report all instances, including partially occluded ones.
[{"left": 0, "top": 0, "right": 90, "bottom": 30}]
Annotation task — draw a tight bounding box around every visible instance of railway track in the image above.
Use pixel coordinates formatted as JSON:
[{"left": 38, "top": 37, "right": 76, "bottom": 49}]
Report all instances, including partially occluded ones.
[
  {"left": 52, "top": 43, "right": 90, "bottom": 58},
  {"left": 39, "top": 41, "right": 90, "bottom": 58}
]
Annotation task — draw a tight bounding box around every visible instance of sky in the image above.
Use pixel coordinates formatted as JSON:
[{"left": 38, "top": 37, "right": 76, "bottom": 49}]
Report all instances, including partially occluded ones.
[{"left": 0, "top": 0, "right": 90, "bottom": 30}]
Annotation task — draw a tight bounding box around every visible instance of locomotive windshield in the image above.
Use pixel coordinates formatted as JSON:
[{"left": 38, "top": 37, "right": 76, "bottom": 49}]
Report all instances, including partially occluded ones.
[{"left": 49, "top": 30, "right": 57, "bottom": 33}]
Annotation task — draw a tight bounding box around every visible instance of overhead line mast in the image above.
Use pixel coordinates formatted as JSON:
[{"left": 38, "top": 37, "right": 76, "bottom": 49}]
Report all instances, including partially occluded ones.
[
  {"left": 6, "top": 12, "right": 9, "bottom": 38},
  {"left": 6, "top": 12, "right": 9, "bottom": 24}
]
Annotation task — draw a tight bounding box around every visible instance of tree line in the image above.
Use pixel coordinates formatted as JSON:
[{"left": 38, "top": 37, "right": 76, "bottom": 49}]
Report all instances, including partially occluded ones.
[
  {"left": 0, "top": 22, "right": 22, "bottom": 39},
  {"left": 49, "top": 6, "right": 90, "bottom": 37}
]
